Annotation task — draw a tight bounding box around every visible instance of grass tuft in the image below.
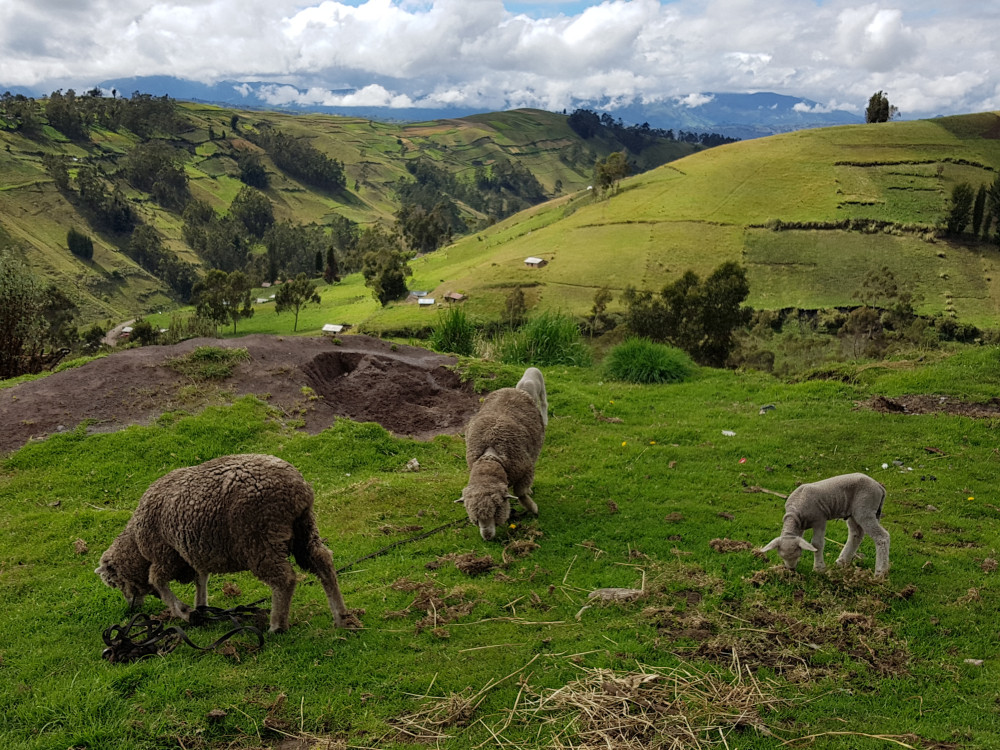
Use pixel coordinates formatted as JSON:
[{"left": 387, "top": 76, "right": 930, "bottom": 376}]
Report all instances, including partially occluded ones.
[
  {"left": 493, "top": 311, "right": 592, "bottom": 367},
  {"left": 165, "top": 346, "right": 250, "bottom": 380},
  {"left": 605, "top": 337, "right": 695, "bottom": 383},
  {"left": 430, "top": 305, "right": 477, "bottom": 356}
]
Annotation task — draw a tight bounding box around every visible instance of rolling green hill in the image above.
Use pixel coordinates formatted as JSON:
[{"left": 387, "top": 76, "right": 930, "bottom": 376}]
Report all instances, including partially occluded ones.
[
  {"left": 361, "top": 112, "right": 1000, "bottom": 332},
  {"left": 0, "top": 100, "right": 694, "bottom": 325},
  {"left": 4, "top": 103, "right": 1000, "bottom": 339}
]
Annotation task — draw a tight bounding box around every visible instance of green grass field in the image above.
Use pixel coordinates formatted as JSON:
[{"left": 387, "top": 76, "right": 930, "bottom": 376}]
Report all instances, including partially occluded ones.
[{"left": 2, "top": 346, "right": 999, "bottom": 749}]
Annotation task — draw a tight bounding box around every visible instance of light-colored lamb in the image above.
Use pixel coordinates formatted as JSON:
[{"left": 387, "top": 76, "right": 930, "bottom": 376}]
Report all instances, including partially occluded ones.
[
  {"left": 516, "top": 366, "right": 548, "bottom": 428},
  {"left": 760, "top": 472, "right": 890, "bottom": 577},
  {"left": 96, "top": 454, "right": 353, "bottom": 632},
  {"left": 457, "top": 367, "right": 547, "bottom": 540}
]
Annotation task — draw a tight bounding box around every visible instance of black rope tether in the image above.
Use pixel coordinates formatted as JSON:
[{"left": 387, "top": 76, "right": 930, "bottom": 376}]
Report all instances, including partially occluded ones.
[{"left": 102, "top": 599, "right": 268, "bottom": 664}]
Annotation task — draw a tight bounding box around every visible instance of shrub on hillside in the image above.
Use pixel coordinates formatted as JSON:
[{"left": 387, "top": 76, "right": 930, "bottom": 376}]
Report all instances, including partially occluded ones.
[
  {"left": 605, "top": 338, "right": 694, "bottom": 384},
  {"left": 66, "top": 227, "right": 93, "bottom": 260},
  {"left": 494, "top": 311, "right": 591, "bottom": 367},
  {"left": 431, "top": 305, "right": 476, "bottom": 356}
]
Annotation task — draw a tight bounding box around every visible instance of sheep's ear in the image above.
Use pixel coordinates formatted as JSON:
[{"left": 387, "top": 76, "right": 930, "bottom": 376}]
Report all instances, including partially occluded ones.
[
  {"left": 454, "top": 497, "right": 465, "bottom": 504},
  {"left": 506, "top": 494, "right": 518, "bottom": 501},
  {"left": 797, "top": 537, "right": 818, "bottom": 552},
  {"left": 759, "top": 538, "right": 781, "bottom": 553}
]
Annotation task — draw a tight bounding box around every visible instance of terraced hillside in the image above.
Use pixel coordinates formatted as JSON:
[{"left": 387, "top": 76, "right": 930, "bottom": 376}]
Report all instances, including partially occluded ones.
[
  {"left": 364, "top": 112, "right": 1000, "bottom": 332},
  {"left": 0, "top": 100, "right": 692, "bottom": 324}
]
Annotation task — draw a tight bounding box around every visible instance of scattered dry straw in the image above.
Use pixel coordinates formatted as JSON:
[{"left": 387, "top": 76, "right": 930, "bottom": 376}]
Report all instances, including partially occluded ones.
[{"left": 517, "top": 659, "right": 785, "bottom": 749}]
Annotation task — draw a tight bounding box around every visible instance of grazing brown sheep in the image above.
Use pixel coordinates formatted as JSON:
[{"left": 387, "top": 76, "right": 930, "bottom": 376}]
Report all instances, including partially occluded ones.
[
  {"left": 458, "top": 367, "right": 547, "bottom": 540},
  {"left": 96, "top": 454, "right": 354, "bottom": 632}
]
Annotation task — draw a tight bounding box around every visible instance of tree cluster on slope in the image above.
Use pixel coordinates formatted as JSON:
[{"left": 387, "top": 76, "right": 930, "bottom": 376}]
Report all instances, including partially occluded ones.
[
  {"left": 359, "top": 226, "right": 412, "bottom": 306},
  {"left": 0, "top": 249, "right": 80, "bottom": 378},
  {"left": 393, "top": 157, "right": 548, "bottom": 251},
  {"left": 623, "top": 261, "right": 752, "bottom": 367},
  {"left": 1, "top": 88, "right": 180, "bottom": 139},
  {"left": 945, "top": 174, "right": 1000, "bottom": 244},
  {"left": 567, "top": 108, "right": 738, "bottom": 151},
  {"left": 245, "top": 124, "right": 346, "bottom": 192}
]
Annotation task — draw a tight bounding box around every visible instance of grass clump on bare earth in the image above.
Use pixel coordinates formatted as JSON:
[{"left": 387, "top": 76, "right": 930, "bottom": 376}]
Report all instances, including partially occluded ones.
[
  {"left": 1, "top": 348, "right": 999, "bottom": 749},
  {"left": 165, "top": 345, "right": 250, "bottom": 380}
]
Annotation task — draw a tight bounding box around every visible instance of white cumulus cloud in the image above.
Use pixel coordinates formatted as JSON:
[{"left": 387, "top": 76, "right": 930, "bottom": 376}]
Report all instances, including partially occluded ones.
[{"left": 0, "top": 0, "right": 995, "bottom": 118}]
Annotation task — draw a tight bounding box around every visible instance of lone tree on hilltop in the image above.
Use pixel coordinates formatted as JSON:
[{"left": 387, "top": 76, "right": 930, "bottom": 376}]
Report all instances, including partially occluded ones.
[
  {"left": 595, "top": 151, "right": 630, "bottom": 195},
  {"left": 866, "top": 91, "right": 899, "bottom": 123},
  {"left": 275, "top": 273, "right": 321, "bottom": 331}
]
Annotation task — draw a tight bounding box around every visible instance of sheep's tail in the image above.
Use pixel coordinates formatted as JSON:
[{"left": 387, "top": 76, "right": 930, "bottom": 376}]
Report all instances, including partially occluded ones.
[
  {"left": 875, "top": 480, "right": 887, "bottom": 520},
  {"left": 291, "top": 509, "right": 324, "bottom": 573}
]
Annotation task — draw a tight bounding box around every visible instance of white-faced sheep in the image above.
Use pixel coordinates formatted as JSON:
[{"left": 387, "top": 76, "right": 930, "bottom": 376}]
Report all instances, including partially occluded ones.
[
  {"left": 760, "top": 472, "right": 890, "bottom": 577},
  {"left": 96, "top": 454, "right": 354, "bottom": 632},
  {"left": 458, "top": 367, "right": 547, "bottom": 540}
]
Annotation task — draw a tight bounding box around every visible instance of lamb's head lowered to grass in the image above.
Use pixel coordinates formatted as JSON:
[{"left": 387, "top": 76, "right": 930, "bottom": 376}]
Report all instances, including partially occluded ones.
[
  {"left": 759, "top": 534, "right": 817, "bottom": 571},
  {"left": 458, "top": 368, "right": 547, "bottom": 541}
]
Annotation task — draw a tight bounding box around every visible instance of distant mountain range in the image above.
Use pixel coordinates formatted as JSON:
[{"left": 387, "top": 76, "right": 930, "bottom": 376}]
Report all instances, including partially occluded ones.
[{"left": 4, "top": 76, "right": 862, "bottom": 139}]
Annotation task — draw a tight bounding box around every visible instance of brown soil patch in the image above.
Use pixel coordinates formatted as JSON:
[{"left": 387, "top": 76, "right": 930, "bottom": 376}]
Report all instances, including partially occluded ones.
[
  {"left": 709, "top": 538, "right": 754, "bottom": 553},
  {"left": 862, "top": 393, "right": 1000, "bottom": 419},
  {"left": 0, "top": 334, "right": 482, "bottom": 455}
]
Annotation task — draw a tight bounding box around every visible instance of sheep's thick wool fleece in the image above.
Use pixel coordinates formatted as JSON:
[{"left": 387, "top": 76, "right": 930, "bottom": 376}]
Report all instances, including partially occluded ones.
[
  {"left": 785, "top": 473, "right": 885, "bottom": 528},
  {"left": 126, "top": 454, "right": 314, "bottom": 572},
  {"left": 465, "top": 388, "right": 545, "bottom": 473}
]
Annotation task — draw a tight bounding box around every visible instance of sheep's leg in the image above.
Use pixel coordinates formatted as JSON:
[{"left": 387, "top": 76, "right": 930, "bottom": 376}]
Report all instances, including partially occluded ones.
[
  {"left": 837, "top": 518, "right": 864, "bottom": 567},
  {"left": 148, "top": 564, "right": 192, "bottom": 621},
  {"left": 256, "top": 558, "right": 298, "bottom": 632},
  {"left": 194, "top": 572, "right": 210, "bottom": 608},
  {"left": 307, "top": 543, "right": 351, "bottom": 628},
  {"left": 859, "top": 517, "right": 891, "bottom": 577},
  {"left": 513, "top": 474, "right": 538, "bottom": 516},
  {"left": 809, "top": 521, "right": 827, "bottom": 571}
]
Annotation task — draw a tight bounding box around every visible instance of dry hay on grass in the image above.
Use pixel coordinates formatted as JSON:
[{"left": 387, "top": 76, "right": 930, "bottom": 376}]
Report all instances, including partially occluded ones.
[
  {"left": 390, "top": 657, "right": 786, "bottom": 749},
  {"left": 425, "top": 534, "right": 542, "bottom": 576},
  {"left": 686, "top": 602, "right": 908, "bottom": 681},
  {"left": 386, "top": 577, "right": 478, "bottom": 634},
  {"left": 390, "top": 686, "right": 480, "bottom": 743},
  {"left": 518, "top": 660, "right": 785, "bottom": 749},
  {"left": 646, "top": 566, "right": 913, "bottom": 682}
]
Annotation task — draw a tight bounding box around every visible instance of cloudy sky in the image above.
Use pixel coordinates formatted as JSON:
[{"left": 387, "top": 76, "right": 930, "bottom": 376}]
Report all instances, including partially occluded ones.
[{"left": 1, "top": 0, "right": 997, "bottom": 118}]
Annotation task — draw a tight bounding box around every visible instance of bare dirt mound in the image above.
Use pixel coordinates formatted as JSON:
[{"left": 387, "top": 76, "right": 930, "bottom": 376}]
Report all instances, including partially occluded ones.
[
  {"left": 0, "top": 335, "right": 482, "bottom": 455},
  {"left": 862, "top": 394, "right": 1000, "bottom": 419}
]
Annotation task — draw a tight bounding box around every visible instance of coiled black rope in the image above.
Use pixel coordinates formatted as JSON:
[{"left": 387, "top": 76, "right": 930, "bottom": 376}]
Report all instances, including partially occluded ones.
[{"left": 102, "top": 599, "right": 268, "bottom": 664}]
